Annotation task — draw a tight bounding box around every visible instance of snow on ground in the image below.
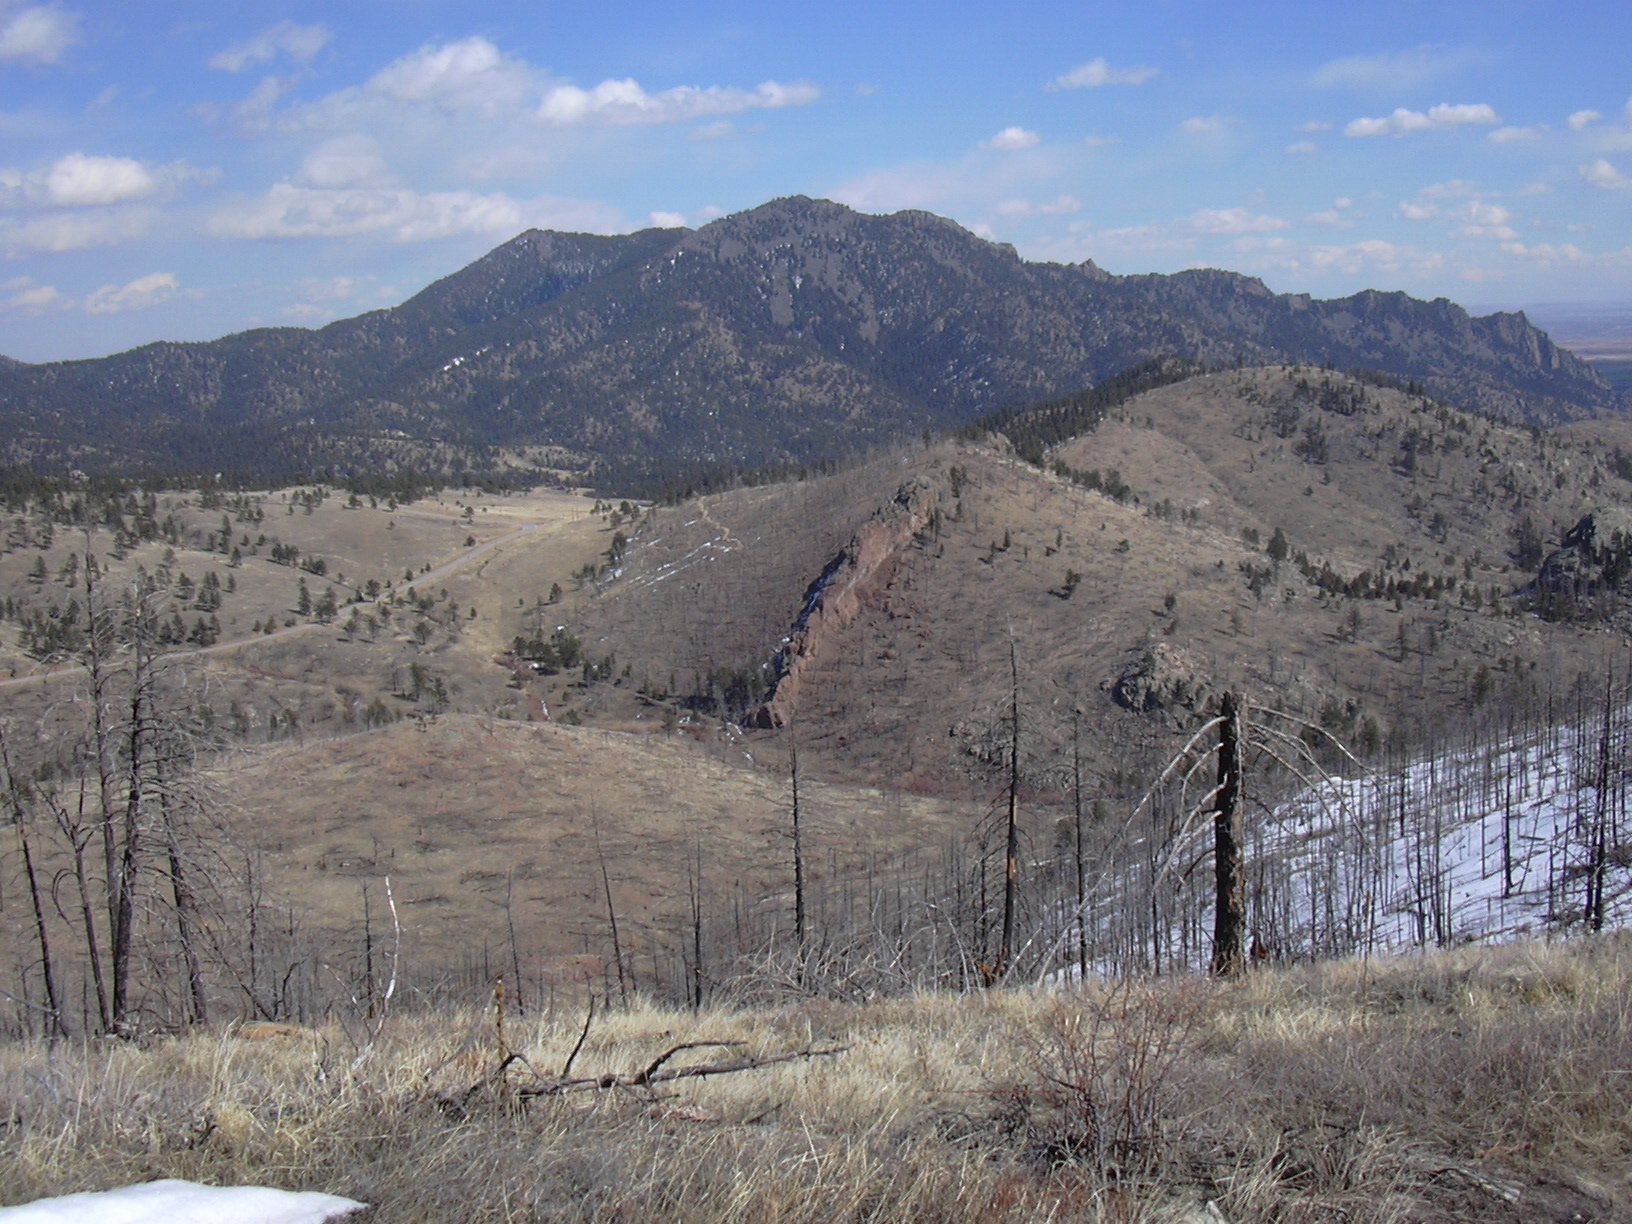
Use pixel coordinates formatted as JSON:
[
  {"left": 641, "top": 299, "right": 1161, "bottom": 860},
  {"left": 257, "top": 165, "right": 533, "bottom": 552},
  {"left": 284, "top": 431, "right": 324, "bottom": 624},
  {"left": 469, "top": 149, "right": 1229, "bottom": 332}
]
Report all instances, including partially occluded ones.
[
  {"left": 0, "top": 1180, "right": 365, "bottom": 1223},
  {"left": 622, "top": 534, "right": 733, "bottom": 588},
  {"left": 1256, "top": 711, "right": 1632, "bottom": 954},
  {"left": 1061, "top": 704, "right": 1632, "bottom": 977}
]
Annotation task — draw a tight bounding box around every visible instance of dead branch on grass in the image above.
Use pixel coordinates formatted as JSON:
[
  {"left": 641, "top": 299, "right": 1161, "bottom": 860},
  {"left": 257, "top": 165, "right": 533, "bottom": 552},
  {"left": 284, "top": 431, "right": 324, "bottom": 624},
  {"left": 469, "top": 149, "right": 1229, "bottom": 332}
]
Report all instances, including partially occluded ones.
[{"left": 516, "top": 1041, "right": 849, "bottom": 1098}]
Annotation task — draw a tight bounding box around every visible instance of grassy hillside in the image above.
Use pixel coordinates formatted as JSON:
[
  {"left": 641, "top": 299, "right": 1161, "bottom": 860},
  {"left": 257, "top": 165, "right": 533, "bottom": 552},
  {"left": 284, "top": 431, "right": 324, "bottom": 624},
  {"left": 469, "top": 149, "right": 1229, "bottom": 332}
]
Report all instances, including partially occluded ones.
[
  {"left": 4, "top": 936, "right": 1629, "bottom": 1221},
  {"left": 576, "top": 365, "right": 1629, "bottom": 794}
]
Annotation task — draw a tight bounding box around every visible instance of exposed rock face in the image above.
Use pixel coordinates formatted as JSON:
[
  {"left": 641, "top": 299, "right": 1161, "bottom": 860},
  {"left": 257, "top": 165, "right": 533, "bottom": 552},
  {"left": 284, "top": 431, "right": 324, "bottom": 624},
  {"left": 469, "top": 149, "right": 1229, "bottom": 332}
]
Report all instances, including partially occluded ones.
[
  {"left": 1109, "top": 643, "right": 1214, "bottom": 722},
  {"left": 1536, "top": 507, "right": 1632, "bottom": 622},
  {"left": 752, "top": 477, "right": 938, "bottom": 729}
]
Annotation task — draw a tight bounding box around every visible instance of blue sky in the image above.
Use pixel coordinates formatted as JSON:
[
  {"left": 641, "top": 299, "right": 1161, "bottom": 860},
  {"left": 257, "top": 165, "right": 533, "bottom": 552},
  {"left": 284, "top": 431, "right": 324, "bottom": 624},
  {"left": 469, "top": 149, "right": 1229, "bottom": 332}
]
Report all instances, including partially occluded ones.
[{"left": 0, "top": 0, "right": 1628, "bottom": 362}]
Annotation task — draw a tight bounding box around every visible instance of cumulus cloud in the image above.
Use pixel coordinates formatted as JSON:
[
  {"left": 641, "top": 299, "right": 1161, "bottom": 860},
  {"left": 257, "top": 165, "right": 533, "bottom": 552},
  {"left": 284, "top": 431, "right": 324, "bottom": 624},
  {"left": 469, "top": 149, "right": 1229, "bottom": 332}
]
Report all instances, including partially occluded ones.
[
  {"left": 0, "top": 4, "right": 78, "bottom": 64},
  {"left": 1583, "top": 158, "right": 1630, "bottom": 189},
  {"left": 1311, "top": 46, "right": 1478, "bottom": 91},
  {"left": 209, "top": 182, "right": 620, "bottom": 242},
  {"left": 539, "top": 77, "right": 817, "bottom": 125},
  {"left": 981, "top": 126, "right": 1040, "bottom": 151},
  {"left": 1179, "top": 115, "right": 1230, "bottom": 136},
  {"left": 1345, "top": 102, "right": 1498, "bottom": 137},
  {"left": 209, "top": 21, "right": 330, "bottom": 72},
  {"left": 647, "top": 210, "right": 688, "bottom": 228},
  {"left": 1568, "top": 109, "right": 1603, "bottom": 131},
  {"left": 82, "top": 271, "right": 179, "bottom": 314},
  {"left": 1397, "top": 200, "right": 1438, "bottom": 221},
  {"left": 1049, "top": 57, "right": 1158, "bottom": 89},
  {"left": 40, "top": 152, "right": 155, "bottom": 206},
  {"left": 1457, "top": 200, "right": 1515, "bottom": 239},
  {"left": 1286, "top": 140, "right": 1318, "bottom": 155},
  {"left": 0, "top": 153, "right": 210, "bottom": 211},
  {"left": 369, "top": 36, "right": 536, "bottom": 114}
]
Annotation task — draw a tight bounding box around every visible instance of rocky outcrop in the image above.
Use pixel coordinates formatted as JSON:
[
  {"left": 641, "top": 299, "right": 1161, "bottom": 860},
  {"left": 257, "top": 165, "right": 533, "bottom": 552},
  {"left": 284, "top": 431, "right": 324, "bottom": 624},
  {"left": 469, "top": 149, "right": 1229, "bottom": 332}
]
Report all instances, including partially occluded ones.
[
  {"left": 751, "top": 477, "right": 938, "bottom": 729},
  {"left": 1535, "top": 507, "right": 1632, "bottom": 622},
  {"left": 1109, "top": 643, "right": 1214, "bottom": 722}
]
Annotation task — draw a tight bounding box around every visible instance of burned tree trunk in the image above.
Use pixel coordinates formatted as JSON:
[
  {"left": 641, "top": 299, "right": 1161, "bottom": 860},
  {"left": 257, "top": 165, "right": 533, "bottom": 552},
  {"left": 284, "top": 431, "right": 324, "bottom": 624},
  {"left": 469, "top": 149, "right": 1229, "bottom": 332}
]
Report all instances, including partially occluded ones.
[
  {"left": 999, "top": 638, "right": 1021, "bottom": 977},
  {"left": 1211, "top": 692, "right": 1246, "bottom": 977}
]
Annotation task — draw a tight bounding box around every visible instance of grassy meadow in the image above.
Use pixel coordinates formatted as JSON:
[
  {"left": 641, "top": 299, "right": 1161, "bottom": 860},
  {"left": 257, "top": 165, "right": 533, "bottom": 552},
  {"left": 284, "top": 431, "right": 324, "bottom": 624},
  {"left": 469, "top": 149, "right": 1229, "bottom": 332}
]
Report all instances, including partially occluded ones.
[{"left": 4, "top": 936, "right": 1630, "bottom": 1221}]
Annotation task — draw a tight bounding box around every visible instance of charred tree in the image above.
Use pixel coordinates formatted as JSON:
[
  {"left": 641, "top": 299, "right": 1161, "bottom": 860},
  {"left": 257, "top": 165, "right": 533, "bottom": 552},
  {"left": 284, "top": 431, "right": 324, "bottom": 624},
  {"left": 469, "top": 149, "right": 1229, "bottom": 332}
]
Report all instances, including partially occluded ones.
[{"left": 1211, "top": 692, "right": 1246, "bottom": 977}]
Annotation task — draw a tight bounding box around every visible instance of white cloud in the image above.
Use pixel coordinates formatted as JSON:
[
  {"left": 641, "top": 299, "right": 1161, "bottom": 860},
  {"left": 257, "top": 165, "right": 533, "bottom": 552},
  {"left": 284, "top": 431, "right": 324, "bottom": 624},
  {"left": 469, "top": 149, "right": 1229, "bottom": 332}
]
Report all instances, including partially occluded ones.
[
  {"left": 370, "top": 36, "right": 534, "bottom": 113},
  {"left": 1305, "top": 238, "right": 1441, "bottom": 275},
  {"left": 294, "top": 275, "right": 361, "bottom": 302},
  {"left": 688, "top": 120, "right": 736, "bottom": 141},
  {"left": 1583, "top": 158, "right": 1630, "bottom": 189},
  {"left": 647, "top": 210, "right": 688, "bottom": 228},
  {"left": 40, "top": 152, "right": 155, "bottom": 206},
  {"left": 1345, "top": 102, "right": 1498, "bottom": 137},
  {"left": 1569, "top": 109, "right": 1603, "bottom": 131},
  {"left": 1418, "top": 179, "right": 1478, "bottom": 198},
  {"left": 82, "top": 271, "right": 179, "bottom": 315},
  {"left": 1297, "top": 120, "right": 1334, "bottom": 132},
  {"left": 1429, "top": 102, "right": 1498, "bottom": 126},
  {"left": 214, "top": 74, "right": 296, "bottom": 132},
  {"left": 0, "top": 208, "right": 151, "bottom": 254},
  {"left": 855, "top": 82, "right": 877, "bottom": 97},
  {"left": 1081, "top": 134, "right": 1117, "bottom": 147},
  {"left": 1286, "top": 140, "right": 1318, "bottom": 155},
  {"left": 1311, "top": 46, "right": 1478, "bottom": 91},
  {"left": 1397, "top": 201, "right": 1439, "bottom": 221},
  {"left": 209, "top": 182, "right": 620, "bottom": 242},
  {"left": 993, "top": 194, "right": 1081, "bottom": 217},
  {"left": 0, "top": 4, "right": 78, "bottom": 65},
  {"left": 1501, "top": 241, "right": 1583, "bottom": 261},
  {"left": 0, "top": 153, "right": 211, "bottom": 211},
  {"left": 1179, "top": 115, "right": 1229, "bottom": 136},
  {"left": 539, "top": 77, "right": 817, "bottom": 126},
  {"left": 1189, "top": 207, "right": 1286, "bottom": 235},
  {"left": 293, "top": 135, "right": 393, "bottom": 189},
  {"left": 1489, "top": 124, "right": 1546, "bottom": 143},
  {"left": 1456, "top": 200, "right": 1516, "bottom": 240},
  {"left": 981, "top": 126, "right": 1040, "bottom": 151},
  {"left": 209, "top": 21, "right": 330, "bottom": 72},
  {"left": 1049, "top": 57, "right": 1158, "bottom": 89},
  {"left": 0, "top": 274, "right": 62, "bottom": 313},
  {"left": 1306, "top": 206, "right": 1352, "bottom": 228}
]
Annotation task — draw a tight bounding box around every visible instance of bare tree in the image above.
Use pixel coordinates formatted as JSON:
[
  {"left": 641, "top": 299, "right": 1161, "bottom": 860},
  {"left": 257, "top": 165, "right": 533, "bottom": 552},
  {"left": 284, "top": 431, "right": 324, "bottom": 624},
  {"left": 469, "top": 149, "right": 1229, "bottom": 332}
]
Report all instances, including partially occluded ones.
[
  {"left": 999, "top": 637, "right": 1021, "bottom": 976},
  {"left": 0, "top": 725, "right": 67, "bottom": 1037},
  {"left": 1210, "top": 692, "right": 1245, "bottom": 977}
]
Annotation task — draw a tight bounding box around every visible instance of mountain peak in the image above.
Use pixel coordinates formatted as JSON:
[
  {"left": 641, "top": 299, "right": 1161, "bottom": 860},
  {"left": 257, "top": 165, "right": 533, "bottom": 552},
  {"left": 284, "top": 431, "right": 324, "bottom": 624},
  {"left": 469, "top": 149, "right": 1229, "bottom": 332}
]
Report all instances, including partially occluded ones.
[{"left": 0, "top": 197, "right": 1619, "bottom": 485}]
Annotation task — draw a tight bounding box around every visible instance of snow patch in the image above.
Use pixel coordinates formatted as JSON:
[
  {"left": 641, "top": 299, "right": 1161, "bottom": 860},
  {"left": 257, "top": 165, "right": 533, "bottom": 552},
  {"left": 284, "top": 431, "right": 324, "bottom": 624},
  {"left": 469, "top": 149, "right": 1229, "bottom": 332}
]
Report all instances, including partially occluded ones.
[{"left": 0, "top": 1180, "right": 366, "bottom": 1223}]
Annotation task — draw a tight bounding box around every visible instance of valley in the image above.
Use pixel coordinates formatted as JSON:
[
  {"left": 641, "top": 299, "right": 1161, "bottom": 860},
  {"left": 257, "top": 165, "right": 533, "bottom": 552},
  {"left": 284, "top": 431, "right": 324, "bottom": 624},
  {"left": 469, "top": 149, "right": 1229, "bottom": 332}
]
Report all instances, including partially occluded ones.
[{"left": 4, "top": 361, "right": 1632, "bottom": 1009}]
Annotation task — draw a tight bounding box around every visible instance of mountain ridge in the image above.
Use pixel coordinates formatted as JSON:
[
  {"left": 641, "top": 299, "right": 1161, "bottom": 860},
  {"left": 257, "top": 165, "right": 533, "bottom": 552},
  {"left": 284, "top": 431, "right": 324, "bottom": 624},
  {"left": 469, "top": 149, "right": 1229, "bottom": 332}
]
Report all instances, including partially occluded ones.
[{"left": 0, "top": 196, "right": 1619, "bottom": 487}]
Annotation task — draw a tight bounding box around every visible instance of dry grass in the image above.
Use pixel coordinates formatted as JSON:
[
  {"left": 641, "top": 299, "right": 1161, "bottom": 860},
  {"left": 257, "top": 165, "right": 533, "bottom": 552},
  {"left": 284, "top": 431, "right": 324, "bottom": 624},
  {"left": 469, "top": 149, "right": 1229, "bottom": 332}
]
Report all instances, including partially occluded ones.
[{"left": 5, "top": 936, "right": 1631, "bottom": 1221}]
